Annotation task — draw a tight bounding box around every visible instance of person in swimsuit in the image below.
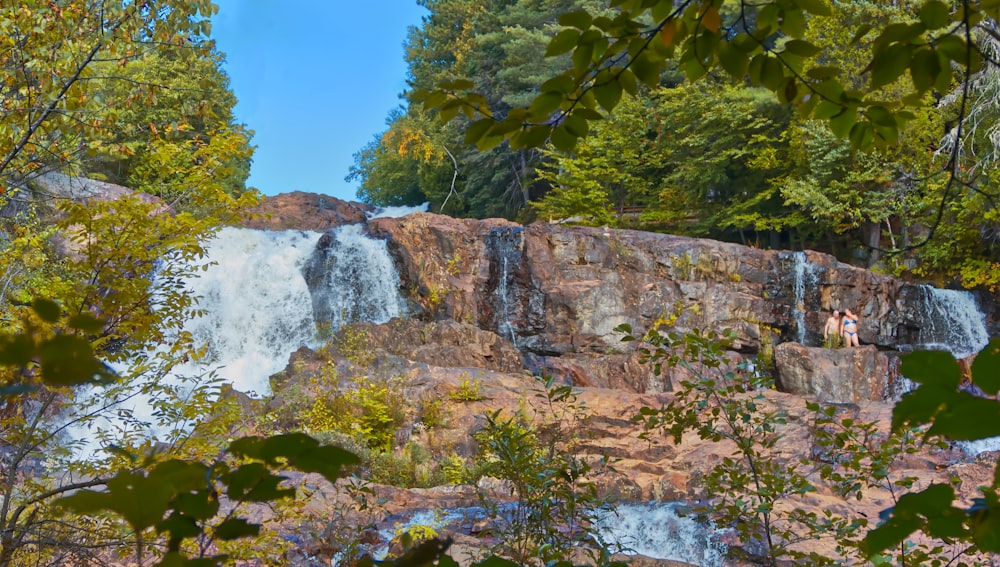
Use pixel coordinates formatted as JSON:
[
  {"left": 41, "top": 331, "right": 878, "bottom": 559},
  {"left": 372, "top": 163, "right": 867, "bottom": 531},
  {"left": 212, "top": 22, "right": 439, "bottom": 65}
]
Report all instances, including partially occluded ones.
[
  {"left": 823, "top": 309, "right": 842, "bottom": 348},
  {"left": 841, "top": 308, "right": 860, "bottom": 347}
]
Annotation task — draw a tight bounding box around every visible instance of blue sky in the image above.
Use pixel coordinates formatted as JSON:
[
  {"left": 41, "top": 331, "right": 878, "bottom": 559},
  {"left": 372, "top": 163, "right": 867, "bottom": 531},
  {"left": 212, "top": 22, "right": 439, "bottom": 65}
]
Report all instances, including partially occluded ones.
[{"left": 210, "top": 1, "right": 428, "bottom": 201}]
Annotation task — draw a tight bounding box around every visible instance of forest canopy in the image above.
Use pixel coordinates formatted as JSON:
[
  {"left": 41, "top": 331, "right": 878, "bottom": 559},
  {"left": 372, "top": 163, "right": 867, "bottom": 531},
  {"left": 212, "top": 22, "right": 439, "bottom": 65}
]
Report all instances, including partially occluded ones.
[{"left": 351, "top": 0, "right": 1000, "bottom": 293}]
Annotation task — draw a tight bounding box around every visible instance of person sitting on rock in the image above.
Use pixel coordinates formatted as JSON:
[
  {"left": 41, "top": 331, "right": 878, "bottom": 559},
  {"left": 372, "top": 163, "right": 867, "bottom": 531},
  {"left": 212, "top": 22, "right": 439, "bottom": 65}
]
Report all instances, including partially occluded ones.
[
  {"left": 823, "top": 309, "right": 843, "bottom": 348},
  {"left": 841, "top": 308, "right": 861, "bottom": 347}
]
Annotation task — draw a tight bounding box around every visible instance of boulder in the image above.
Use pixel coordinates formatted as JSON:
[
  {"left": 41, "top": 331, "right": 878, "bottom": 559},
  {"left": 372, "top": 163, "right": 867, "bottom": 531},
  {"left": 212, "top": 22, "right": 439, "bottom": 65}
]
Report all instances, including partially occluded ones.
[
  {"left": 241, "top": 190, "right": 372, "bottom": 230},
  {"left": 773, "top": 343, "right": 903, "bottom": 403}
]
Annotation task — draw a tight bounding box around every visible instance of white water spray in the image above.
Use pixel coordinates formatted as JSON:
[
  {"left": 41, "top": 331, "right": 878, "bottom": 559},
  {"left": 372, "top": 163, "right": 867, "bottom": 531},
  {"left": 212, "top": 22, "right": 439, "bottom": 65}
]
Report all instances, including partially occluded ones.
[
  {"left": 71, "top": 221, "right": 408, "bottom": 457},
  {"left": 594, "top": 503, "right": 727, "bottom": 566},
  {"left": 791, "top": 252, "right": 817, "bottom": 345},
  {"left": 912, "top": 285, "right": 989, "bottom": 359}
]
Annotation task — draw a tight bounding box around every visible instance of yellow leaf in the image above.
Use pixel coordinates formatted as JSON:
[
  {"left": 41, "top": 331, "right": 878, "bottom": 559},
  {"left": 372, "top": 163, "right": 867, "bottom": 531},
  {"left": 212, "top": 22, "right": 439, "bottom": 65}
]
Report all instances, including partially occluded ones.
[
  {"left": 661, "top": 20, "right": 677, "bottom": 47},
  {"left": 702, "top": 5, "right": 722, "bottom": 32}
]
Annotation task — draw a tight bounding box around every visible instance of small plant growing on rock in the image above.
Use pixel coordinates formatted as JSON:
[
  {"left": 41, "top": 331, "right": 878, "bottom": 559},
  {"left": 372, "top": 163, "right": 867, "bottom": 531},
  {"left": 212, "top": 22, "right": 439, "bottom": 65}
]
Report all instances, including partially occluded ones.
[
  {"left": 449, "top": 373, "right": 485, "bottom": 402},
  {"left": 329, "top": 325, "right": 376, "bottom": 367},
  {"left": 419, "top": 396, "right": 450, "bottom": 428},
  {"left": 471, "top": 376, "right": 619, "bottom": 565},
  {"left": 304, "top": 375, "right": 408, "bottom": 453}
]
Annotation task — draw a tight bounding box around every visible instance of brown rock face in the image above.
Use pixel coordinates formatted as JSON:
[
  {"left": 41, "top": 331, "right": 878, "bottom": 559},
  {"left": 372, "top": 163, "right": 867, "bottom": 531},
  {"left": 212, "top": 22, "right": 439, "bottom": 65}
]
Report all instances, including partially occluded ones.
[
  {"left": 367, "top": 212, "right": 993, "bottom": 393},
  {"left": 774, "top": 343, "right": 903, "bottom": 403},
  {"left": 241, "top": 191, "right": 373, "bottom": 230}
]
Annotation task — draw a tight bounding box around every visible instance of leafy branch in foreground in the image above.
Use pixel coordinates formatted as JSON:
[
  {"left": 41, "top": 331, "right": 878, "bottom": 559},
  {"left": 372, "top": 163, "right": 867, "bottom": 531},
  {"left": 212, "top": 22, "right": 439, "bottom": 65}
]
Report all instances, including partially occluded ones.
[
  {"left": 56, "top": 434, "right": 359, "bottom": 567},
  {"left": 414, "top": 0, "right": 984, "bottom": 155},
  {"left": 864, "top": 339, "right": 1000, "bottom": 558}
]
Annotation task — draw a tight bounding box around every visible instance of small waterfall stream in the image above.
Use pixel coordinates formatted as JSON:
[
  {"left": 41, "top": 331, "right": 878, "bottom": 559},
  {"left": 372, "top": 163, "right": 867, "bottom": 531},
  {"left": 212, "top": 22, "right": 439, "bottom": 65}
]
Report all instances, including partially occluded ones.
[
  {"left": 911, "top": 285, "right": 990, "bottom": 359},
  {"left": 369, "top": 502, "right": 726, "bottom": 567},
  {"left": 486, "top": 226, "right": 525, "bottom": 347},
  {"left": 791, "top": 252, "right": 818, "bottom": 344}
]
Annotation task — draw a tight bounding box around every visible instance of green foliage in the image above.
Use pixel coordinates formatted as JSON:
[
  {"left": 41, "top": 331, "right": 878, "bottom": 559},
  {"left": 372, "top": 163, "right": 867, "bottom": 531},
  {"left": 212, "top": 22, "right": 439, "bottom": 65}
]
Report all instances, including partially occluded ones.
[
  {"left": 415, "top": 0, "right": 980, "bottom": 154},
  {"left": 57, "top": 434, "right": 358, "bottom": 566},
  {"left": 471, "top": 376, "right": 618, "bottom": 565},
  {"left": 449, "top": 373, "right": 486, "bottom": 402},
  {"left": 329, "top": 325, "right": 377, "bottom": 367},
  {"left": 304, "top": 374, "right": 408, "bottom": 453},
  {"left": 621, "top": 325, "right": 824, "bottom": 563},
  {"left": 864, "top": 340, "right": 1000, "bottom": 558},
  {"left": 419, "top": 396, "right": 451, "bottom": 428}
]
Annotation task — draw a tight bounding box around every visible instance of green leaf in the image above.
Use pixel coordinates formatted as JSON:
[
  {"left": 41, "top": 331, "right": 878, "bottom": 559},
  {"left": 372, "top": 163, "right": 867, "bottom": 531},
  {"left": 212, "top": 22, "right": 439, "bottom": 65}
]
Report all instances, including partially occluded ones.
[
  {"left": 214, "top": 518, "right": 260, "bottom": 541},
  {"left": 920, "top": 0, "right": 951, "bottom": 29},
  {"left": 225, "top": 463, "right": 294, "bottom": 502},
  {"left": 806, "top": 65, "right": 840, "bottom": 79},
  {"left": 465, "top": 118, "right": 496, "bottom": 145},
  {"left": 0, "top": 334, "right": 36, "bottom": 367},
  {"left": 594, "top": 80, "right": 623, "bottom": 111},
  {"left": 157, "top": 513, "right": 201, "bottom": 551},
  {"left": 875, "top": 22, "right": 925, "bottom": 47},
  {"left": 558, "top": 10, "right": 593, "bottom": 30},
  {"left": 547, "top": 29, "right": 581, "bottom": 57},
  {"left": 866, "top": 105, "right": 896, "bottom": 127},
  {"left": 936, "top": 34, "right": 967, "bottom": 62},
  {"left": 68, "top": 313, "right": 105, "bottom": 334},
  {"left": 971, "top": 339, "right": 1000, "bottom": 394},
  {"left": 511, "top": 125, "right": 552, "bottom": 149},
  {"left": 781, "top": 7, "right": 807, "bottom": 38},
  {"left": 718, "top": 42, "right": 748, "bottom": 78},
  {"left": 438, "top": 79, "right": 474, "bottom": 91},
  {"left": 682, "top": 56, "right": 707, "bottom": 82},
  {"left": 910, "top": 47, "right": 941, "bottom": 91},
  {"left": 793, "top": 0, "right": 832, "bottom": 16},
  {"left": 631, "top": 52, "right": 662, "bottom": 86},
  {"left": 563, "top": 113, "right": 589, "bottom": 137},
  {"left": 572, "top": 41, "right": 595, "bottom": 73},
  {"left": 871, "top": 44, "right": 913, "bottom": 89},
  {"left": 618, "top": 68, "right": 638, "bottom": 95},
  {"left": 901, "top": 349, "right": 961, "bottom": 388},
  {"left": 829, "top": 108, "right": 857, "bottom": 138},
  {"left": 32, "top": 298, "right": 61, "bottom": 323},
  {"left": 783, "top": 39, "right": 821, "bottom": 57},
  {"left": 38, "top": 335, "right": 114, "bottom": 386},
  {"left": 550, "top": 125, "right": 577, "bottom": 153},
  {"left": 539, "top": 75, "right": 575, "bottom": 94},
  {"left": 760, "top": 56, "right": 785, "bottom": 90},
  {"left": 528, "top": 92, "right": 564, "bottom": 119},
  {"left": 849, "top": 121, "right": 874, "bottom": 149}
]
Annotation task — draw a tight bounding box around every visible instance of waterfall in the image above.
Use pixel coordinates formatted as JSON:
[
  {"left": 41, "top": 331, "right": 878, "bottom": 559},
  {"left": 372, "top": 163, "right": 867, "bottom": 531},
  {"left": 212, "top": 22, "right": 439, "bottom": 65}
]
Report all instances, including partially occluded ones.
[
  {"left": 486, "top": 226, "right": 524, "bottom": 347},
  {"left": 177, "top": 227, "right": 321, "bottom": 396},
  {"left": 176, "top": 224, "right": 404, "bottom": 394},
  {"left": 593, "top": 503, "right": 727, "bottom": 566},
  {"left": 791, "top": 252, "right": 817, "bottom": 344},
  {"left": 911, "top": 286, "right": 989, "bottom": 359},
  {"left": 70, "top": 220, "right": 408, "bottom": 457},
  {"left": 365, "top": 502, "right": 726, "bottom": 566},
  {"left": 304, "top": 224, "right": 406, "bottom": 331}
]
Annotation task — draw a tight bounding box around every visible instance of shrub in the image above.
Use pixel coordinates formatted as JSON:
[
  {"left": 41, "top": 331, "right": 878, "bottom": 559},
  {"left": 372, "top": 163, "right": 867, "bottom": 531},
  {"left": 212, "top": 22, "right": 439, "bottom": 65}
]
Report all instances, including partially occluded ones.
[{"left": 449, "top": 373, "right": 485, "bottom": 402}]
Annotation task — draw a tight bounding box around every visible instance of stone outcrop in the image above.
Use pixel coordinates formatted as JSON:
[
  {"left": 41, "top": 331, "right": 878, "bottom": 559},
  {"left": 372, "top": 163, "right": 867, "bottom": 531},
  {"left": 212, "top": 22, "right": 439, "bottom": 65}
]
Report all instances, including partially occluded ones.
[
  {"left": 774, "top": 343, "right": 904, "bottom": 403},
  {"left": 229, "top": 194, "right": 999, "bottom": 566},
  {"left": 242, "top": 190, "right": 372, "bottom": 231},
  {"left": 363, "top": 212, "right": 994, "bottom": 393}
]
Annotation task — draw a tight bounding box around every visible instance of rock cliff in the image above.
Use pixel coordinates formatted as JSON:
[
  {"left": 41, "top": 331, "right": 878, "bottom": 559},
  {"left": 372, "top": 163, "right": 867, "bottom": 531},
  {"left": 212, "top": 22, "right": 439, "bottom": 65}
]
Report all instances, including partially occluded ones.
[{"left": 234, "top": 195, "right": 997, "bottom": 565}]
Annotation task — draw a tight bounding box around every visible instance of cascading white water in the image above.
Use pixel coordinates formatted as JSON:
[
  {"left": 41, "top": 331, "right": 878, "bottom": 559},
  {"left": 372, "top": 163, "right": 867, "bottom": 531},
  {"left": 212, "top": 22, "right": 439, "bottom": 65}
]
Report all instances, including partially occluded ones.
[
  {"left": 912, "top": 285, "right": 990, "bottom": 359},
  {"left": 791, "top": 252, "right": 818, "bottom": 344},
  {"left": 308, "top": 223, "right": 407, "bottom": 332},
  {"left": 70, "top": 216, "right": 411, "bottom": 457},
  {"left": 593, "top": 503, "right": 727, "bottom": 566},
  {"left": 179, "top": 227, "right": 321, "bottom": 396},
  {"left": 363, "top": 502, "right": 726, "bottom": 566}
]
